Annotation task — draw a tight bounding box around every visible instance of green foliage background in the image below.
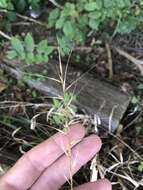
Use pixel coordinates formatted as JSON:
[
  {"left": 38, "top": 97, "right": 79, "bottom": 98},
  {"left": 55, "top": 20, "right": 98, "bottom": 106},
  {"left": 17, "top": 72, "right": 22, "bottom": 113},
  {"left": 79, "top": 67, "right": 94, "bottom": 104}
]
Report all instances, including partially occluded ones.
[{"left": 48, "top": 0, "right": 143, "bottom": 50}]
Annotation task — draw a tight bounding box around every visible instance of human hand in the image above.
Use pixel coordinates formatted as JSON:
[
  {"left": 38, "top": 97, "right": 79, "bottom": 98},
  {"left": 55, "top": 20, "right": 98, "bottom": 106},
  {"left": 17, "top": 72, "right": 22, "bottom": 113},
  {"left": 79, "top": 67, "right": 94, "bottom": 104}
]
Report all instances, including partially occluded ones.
[{"left": 0, "top": 124, "right": 112, "bottom": 190}]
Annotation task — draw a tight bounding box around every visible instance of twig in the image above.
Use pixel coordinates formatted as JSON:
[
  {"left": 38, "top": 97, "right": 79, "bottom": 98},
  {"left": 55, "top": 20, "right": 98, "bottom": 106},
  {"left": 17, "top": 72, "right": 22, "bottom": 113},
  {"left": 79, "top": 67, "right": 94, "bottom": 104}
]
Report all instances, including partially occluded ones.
[
  {"left": 114, "top": 47, "right": 143, "bottom": 75},
  {"left": 0, "top": 30, "right": 11, "bottom": 40},
  {"left": 0, "top": 9, "right": 49, "bottom": 28},
  {"left": 106, "top": 43, "right": 113, "bottom": 79},
  {"left": 48, "top": 0, "right": 63, "bottom": 9},
  {"left": 16, "top": 13, "right": 49, "bottom": 28}
]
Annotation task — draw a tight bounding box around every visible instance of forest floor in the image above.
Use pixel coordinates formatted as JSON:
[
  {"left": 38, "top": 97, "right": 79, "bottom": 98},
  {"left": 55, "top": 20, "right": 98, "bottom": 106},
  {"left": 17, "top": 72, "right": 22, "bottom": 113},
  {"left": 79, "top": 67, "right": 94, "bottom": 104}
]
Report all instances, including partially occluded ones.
[{"left": 0, "top": 21, "right": 143, "bottom": 190}]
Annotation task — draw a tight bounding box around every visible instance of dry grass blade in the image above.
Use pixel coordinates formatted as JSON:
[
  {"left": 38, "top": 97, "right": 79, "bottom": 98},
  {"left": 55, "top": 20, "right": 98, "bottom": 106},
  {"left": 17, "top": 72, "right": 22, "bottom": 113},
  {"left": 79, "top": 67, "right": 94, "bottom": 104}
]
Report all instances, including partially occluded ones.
[
  {"left": 108, "top": 171, "right": 141, "bottom": 188},
  {"left": 90, "top": 155, "right": 98, "bottom": 182},
  {"left": 109, "top": 132, "right": 143, "bottom": 160},
  {"left": 0, "top": 30, "right": 11, "bottom": 40},
  {"left": 108, "top": 105, "right": 118, "bottom": 132},
  {"left": 12, "top": 128, "right": 33, "bottom": 147},
  {"left": 48, "top": 0, "right": 63, "bottom": 9},
  {"left": 106, "top": 43, "right": 113, "bottom": 79},
  {"left": 114, "top": 47, "right": 143, "bottom": 75}
]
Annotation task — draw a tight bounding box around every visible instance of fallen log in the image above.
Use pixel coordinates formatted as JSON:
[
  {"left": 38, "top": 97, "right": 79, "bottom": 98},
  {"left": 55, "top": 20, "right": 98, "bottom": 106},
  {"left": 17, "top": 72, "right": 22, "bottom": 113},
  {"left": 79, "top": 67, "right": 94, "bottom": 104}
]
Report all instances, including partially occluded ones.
[{"left": 0, "top": 60, "right": 131, "bottom": 132}]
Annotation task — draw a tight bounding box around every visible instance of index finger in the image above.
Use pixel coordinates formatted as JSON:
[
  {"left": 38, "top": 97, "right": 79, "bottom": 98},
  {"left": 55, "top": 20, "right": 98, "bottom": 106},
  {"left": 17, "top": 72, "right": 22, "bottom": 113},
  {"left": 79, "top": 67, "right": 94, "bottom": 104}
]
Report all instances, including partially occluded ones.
[{"left": 0, "top": 124, "right": 85, "bottom": 190}]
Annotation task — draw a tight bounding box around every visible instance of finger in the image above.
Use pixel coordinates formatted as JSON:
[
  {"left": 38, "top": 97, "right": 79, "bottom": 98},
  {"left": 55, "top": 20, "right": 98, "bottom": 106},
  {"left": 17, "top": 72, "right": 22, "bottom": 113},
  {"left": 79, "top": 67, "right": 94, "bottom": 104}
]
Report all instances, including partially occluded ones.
[
  {"left": 0, "top": 124, "right": 85, "bottom": 190},
  {"left": 74, "top": 179, "right": 112, "bottom": 190},
  {"left": 31, "top": 135, "right": 102, "bottom": 190}
]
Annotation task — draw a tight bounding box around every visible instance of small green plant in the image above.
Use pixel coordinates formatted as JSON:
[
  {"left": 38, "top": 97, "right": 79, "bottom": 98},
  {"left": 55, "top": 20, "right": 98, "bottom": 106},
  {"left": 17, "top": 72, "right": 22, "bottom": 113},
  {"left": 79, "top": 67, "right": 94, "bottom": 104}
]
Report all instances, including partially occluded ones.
[
  {"left": 7, "top": 33, "right": 54, "bottom": 65},
  {"left": 138, "top": 162, "right": 143, "bottom": 172},
  {"left": 49, "top": 92, "right": 77, "bottom": 126},
  {"left": 131, "top": 96, "right": 140, "bottom": 105}
]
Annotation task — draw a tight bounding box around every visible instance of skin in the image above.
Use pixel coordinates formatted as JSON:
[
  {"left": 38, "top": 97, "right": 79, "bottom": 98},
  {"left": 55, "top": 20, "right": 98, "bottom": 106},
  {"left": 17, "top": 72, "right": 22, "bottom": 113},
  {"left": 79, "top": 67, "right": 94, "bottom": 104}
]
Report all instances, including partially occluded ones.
[{"left": 0, "top": 124, "right": 112, "bottom": 190}]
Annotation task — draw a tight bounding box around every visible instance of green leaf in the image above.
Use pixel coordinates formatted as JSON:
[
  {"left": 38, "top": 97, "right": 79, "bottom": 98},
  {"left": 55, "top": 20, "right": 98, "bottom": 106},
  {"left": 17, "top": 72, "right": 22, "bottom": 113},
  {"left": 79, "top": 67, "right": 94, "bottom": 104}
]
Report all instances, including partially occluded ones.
[
  {"left": 76, "top": 0, "right": 87, "bottom": 11},
  {"left": 43, "top": 54, "right": 49, "bottom": 62},
  {"left": 24, "top": 33, "right": 35, "bottom": 52},
  {"left": 49, "top": 8, "right": 60, "bottom": 20},
  {"left": 117, "top": 0, "right": 126, "bottom": 8},
  {"left": 48, "top": 8, "right": 60, "bottom": 27},
  {"left": 36, "top": 41, "right": 53, "bottom": 56},
  {"left": 7, "top": 2, "right": 14, "bottom": 10},
  {"left": 88, "top": 12, "right": 101, "bottom": 19},
  {"left": 64, "top": 93, "right": 76, "bottom": 105},
  {"left": 37, "top": 40, "right": 48, "bottom": 53},
  {"left": 85, "top": 2, "right": 100, "bottom": 11},
  {"left": 89, "top": 19, "right": 100, "bottom": 29},
  {"left": 0, "top": 0, "right": 8, "bottom": 8},
  {"left": 7, "top": 50, "right": 17, "bottom": 59},
  {"left": 117, "top": 20, "right": 136, "bottom": 34},
  {"left": 62, "top": 3, "right": 77, "bottom": 17},
  {"left": 56, "top": 17, "right": 65, "bottom": 29},
  {"left": 138, "top": 162, "right": 143, "bottom": 172},
  {"left": 46, "top": 46, "right": 54, "bottom": 55},
  {"left": 53, "top": 99, "right": 61, "bottom": 109},
  {"left": 78, "top": 15, "right": 88, "bottom": 28},
  {"left": 21, "top": 52, "right": 26, "bottom": 60},
  {"left": 131, "top": 96, "right": 138, "bottom": 104},
  {"left": 63, "top": 21, "right": 75, "bottom": 39},
  {"left": 95, "top": 0, "right": 103, "bottom": 9},
  {"left": 64, "top": 93, "right": 72, "bottom": 105},
  {"left": 103, "top": 0, "right": 114, "bottom": 8},
  {"left": 35, "top": 54, "right": 43, "bottom": 63},
  {"left": 57, "top": 36, "right": 71, "bottom": 55},
  {"left": 11, "top": 37, "right": 24, "bottom": 54},
  {"left": 25, "top": 52, "right": 34, "bottom": 64},
  {"left": 52, "top": 115, "right": 64, "bottom": 125}
]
